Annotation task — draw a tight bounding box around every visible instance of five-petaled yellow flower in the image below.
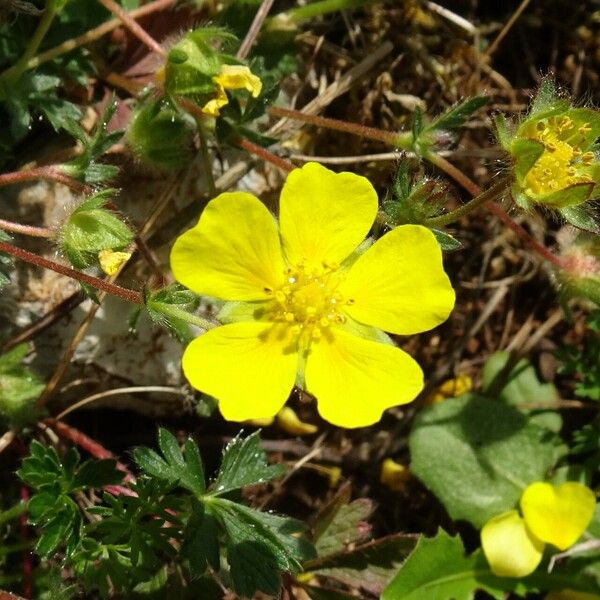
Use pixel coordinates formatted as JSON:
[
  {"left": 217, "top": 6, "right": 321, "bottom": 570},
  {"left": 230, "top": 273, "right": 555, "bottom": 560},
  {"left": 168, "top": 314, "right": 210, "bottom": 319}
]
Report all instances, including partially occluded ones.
[{"left": 170, "top": 162, "right": 455, "bottom": 428}]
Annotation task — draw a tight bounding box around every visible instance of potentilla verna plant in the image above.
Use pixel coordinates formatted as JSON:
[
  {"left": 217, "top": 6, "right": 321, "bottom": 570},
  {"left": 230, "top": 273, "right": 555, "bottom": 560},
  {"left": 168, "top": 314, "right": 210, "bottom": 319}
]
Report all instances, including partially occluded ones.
[{"left": 170, "top": 162, "right": 455, "bottom": 428}]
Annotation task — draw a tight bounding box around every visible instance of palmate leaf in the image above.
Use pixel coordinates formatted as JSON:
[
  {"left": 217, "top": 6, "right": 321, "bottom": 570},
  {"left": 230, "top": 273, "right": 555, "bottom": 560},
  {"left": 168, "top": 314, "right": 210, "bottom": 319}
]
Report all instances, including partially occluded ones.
[
  {"left": 133, "top": 428, "right": 205, "bottom": 495},
  {"left": 210, "top": 430, "right": 285, "bottom": 496}
]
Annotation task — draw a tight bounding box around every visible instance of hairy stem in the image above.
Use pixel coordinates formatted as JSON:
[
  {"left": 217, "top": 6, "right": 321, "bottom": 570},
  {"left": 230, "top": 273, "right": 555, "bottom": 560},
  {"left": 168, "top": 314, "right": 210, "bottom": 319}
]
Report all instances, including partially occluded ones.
[
  {"left": 268, "top": 106, "right": 398, "bottom": 145},
  {"left": 0, "top": 240, "right": 143, "bottom": 304},
  {"left": 195, "top": 118, "right": 217, "bottom": 197},
  {"left": 0, "top": 167, "right": 90, "bottom": 194},
  {"left": 153, "top": 303, "right": 217, "bottom": 330},
  {"left": 236, "top": 137, "right": 295, "bottom": 172},
  {"left": 0, "top": 219, "right": 54, "bottom": 238},
  {"left": 0, "top": 502, "right": 27, "bottom": 528},
  {"left": 425, "top": 177, "right": 510, "bottom": 228},
  {"left": 271, "top": 0, "right": 379, "bottom": 23},
  {"left": 425, "top": 152, "right": 567, "bottom": 269}
]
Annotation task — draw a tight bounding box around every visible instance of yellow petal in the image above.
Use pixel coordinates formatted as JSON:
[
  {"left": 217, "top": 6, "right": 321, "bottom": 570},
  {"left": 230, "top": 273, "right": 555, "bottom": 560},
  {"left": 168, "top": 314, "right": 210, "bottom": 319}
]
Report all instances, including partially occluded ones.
[
  {"left": 481, "top": 510, "right": 545, "bottom": 577},
  {"left": 276, "top": 406, "right": 318, "bottom": 436},
  {"left": 279, "top": 162, "right": 378, "bottom": 270},
  {"left": 305, "top": 328, "right": 423, "bottom": 428},
  {"left": 339, "top": 224, "right": 455, "bottom": 335},
  {"left": 98, "top": 249, "right": 131, "bottom": 276},
  {"left": 380, "top": 458, "right": 411, "bottom": 491},
  {"left": 520, "top": 482, "right": 596, "bottom": 550},
  {"left": 214, "top": 64, "right": 262, "bottom": 97},
  {"left": 171, "top": 192, "right": 285, "bottom": 301},
  {"left": 201, "top": 83, "right": 228, "bottom": 116},
  {"left": 182, "top": 322, "right": 298, "bottom": 421}
]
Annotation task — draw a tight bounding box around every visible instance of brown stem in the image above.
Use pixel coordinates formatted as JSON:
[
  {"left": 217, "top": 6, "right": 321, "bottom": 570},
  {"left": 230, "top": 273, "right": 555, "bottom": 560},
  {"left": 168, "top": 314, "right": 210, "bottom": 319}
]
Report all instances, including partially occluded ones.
[
  {"left": 425, "top": 152, "right": 567, "bottom": 269},
  {"left": 0, "top": 167, "right": 90, "bottom": 194},
  {"left": 268, "top": 106, "right": 397, "bottom": 144},
  {"left": 236, "top": 0, "right": 276, "bottom": 60},
  {"left": 0, "top": 219, "right": 54, "bottom": 238},
  {"left": 96, "top": 0, "right": 166, "bottom": 57},
  {"left": 236, "top": 137, "right": 295, "bottom": 172},
  {"left": 0, "top": 240, "right": 143, "bottom": 304}
]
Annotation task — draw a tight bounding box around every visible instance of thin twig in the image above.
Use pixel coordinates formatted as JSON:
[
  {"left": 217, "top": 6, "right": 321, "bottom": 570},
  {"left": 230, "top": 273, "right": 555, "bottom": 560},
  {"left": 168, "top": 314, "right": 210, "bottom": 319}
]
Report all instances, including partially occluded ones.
[
  {"left": 0, "top": 167, "right": 90, "bottom": 194},
  {"left": 236, "top": 137, "right": 295, "bottom": 172},
  {"left": 236, "top": 0, "right": 276, "bottom": 60},
  {"left": 0, "top": 219, "right": 54, "bottom": 238},
  {"left": 96, "top": 0, "right": 166, "bottom": 56},
  {"left": 485, "top": 0, "right": 533, "bottom": 57}
]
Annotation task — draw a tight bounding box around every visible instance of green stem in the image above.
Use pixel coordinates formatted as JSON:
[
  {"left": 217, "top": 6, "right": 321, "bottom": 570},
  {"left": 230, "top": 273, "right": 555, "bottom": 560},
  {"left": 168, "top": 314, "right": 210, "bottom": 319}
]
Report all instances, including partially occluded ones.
[
  {"left": 271, "top": 0, "right": 378, "bottom": 23},
  {"left": 425, "top": 177, "right": 510, "bottom": 228},
  {"left": 0, "top": 502, "right": 27, "bottom": 527},
  {"left": 153, "top": 303, "right": 217, "bottom": 330},
  {"left": 1, "top": 7, "right": 58, "bottom": 83}
]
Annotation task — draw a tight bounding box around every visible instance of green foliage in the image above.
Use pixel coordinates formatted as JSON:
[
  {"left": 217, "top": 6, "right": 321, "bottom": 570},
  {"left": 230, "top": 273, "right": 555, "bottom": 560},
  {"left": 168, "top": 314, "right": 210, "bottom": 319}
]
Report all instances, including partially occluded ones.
[
  {"left": 18, "top": 440, "right": 123, "bottom": 557},
  {"left": 381, "top": 529, "right": 600, "bottom": 600},
  {"left": 144, "top": 284, "right": 201, "bottom": 342},
  {"left": 0, "top": 343, "right": 44, "bottom": 426},
  {"left": 557, "top": 310, "right": 600, "bottom": 400},
  {"left": 0, "top": 230, "right": 13, "bottom": 287},
  {"left": 381, "top": 164, "right": 461, "bottom": 251},
  {"left": 17, "top": 429, "right": 313, "bottom": 598},
  {"left": 59, "top": 99, "right": 123, "bottom": 184},
  {"left": 59, "top": 189, "right": 134, "bottom": 270},
  {"left": 423, "top": 97, "right": 489, "bottom": 134},
  {"left": 409, "top": 395, "right": 559, "bottom": 528},
  {"left": 127, "top": 99, "right": 195, "bottom": 171}
]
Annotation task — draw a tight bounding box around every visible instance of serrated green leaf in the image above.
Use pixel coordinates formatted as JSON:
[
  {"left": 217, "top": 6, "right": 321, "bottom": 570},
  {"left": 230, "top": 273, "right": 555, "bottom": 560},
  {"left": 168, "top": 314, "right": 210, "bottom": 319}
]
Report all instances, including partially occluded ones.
[
  {"left": 409, "top": 395, "right": 559, "bottom": 528},
  {"left": 511, "top": 138, "right": 545, "bottom": 182},
  {"left": 431, "top": 228, "right": 462, "bottom": 251},
  {"left": 133, "top": 428, "right": 205, "bottom": 495},
  {"left": 73, "top": 458, "right": 123, "bottom": 489},
  {"left": 211, "top": 431, "right": 285, "bottom": 496},
  {"left": 425, "top": 96, "right": 488, "bottom": 132},
  {"left": 182, "top": 500, "right": 220, "bottom": 574},
  {"left": 560, "top": 204, "right": 600, "bottom": 233}
]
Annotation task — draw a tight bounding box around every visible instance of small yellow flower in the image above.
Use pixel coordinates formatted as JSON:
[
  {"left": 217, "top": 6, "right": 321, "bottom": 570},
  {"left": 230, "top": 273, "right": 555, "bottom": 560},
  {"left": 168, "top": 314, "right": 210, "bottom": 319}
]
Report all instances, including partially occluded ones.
[
  {"left": 171, "top": 162, "right": 455, "bottom": 428},
  {"left": 481, "top": 481, "right": 596, "bottom": 578},
  {"left": 380, "top": 458, "right": 411, "bottom": 491},
  {"left": 202, "top": 64, "right": 262, "bottom": 117},
  {"left": 425, "top": 373, "right": 472, "bottom": 404},
  {"left": 98, "top": 249, "right": 131, "bottom": 276}
]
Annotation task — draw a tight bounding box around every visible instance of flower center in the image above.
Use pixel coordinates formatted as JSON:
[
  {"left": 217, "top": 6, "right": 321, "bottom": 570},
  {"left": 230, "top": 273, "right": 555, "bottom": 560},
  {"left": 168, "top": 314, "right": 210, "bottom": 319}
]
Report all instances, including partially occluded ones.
[
  {"left": 523, "top": 116, "right": 593, "bottom": 197},
  {"left": 266, "top": 263, "right": 349, "bottom": 341}
]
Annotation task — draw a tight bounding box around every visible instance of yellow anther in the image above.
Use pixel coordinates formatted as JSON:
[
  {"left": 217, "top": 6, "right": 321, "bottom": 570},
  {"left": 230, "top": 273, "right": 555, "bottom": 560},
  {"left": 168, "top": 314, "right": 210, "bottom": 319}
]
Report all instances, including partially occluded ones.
[
  {"left": 582, "top": 151, "right": 595, "bottom": 165},
  {"left": 579, "top": 123, "right": 592, "bottom": 135}
]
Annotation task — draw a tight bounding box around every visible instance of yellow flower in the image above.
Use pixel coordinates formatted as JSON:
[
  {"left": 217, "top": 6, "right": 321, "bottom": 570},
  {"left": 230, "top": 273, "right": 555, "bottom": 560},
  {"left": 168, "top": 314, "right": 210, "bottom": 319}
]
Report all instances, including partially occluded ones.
[
  {"left": 201, "top": 64, "right": 262, "bottom": 117},
  {"left": 170, "top": 162, "right": 455, "bottom": 428},
  {"left": 424, "top": 373, "right": 472, "bottom": 404},
  {"left": 481, "top": 481, "right": 596, "bottom": 578}
]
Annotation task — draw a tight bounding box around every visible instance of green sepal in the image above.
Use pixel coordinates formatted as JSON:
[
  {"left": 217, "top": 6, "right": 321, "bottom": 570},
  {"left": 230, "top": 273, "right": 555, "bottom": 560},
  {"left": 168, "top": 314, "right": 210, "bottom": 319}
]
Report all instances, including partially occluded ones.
[
  {"left": 59, "top": 190, "right": 134, "bottom": 269},
  {"left": 560, "top": 204, "right": 600, "bottom": 233},
  {"left": 430, "top": 228, "right": 462, "bottom": 251},
  {"left": 493, "top": 113, "right": 513, "bottom": 149},
  {"left": 541, "top": 181, "right": 595, "bottom": 208},
  {"left": 565, "top": 108, "right": 600, "bottom": 149},
  {"left": 510, "top": 138, "right": 544, "bottom": 183}
]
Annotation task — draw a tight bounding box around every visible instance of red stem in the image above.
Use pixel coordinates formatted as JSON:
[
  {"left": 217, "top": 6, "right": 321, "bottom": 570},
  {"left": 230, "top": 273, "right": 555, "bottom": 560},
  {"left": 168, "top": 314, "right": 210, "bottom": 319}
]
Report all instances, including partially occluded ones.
[
  {"left": 0, "top": 219, "right": 54, "bottom": 238},
  {"left": 0, "top": 240, "right": 143, "bottom": 304},
  {"left": 268, "top": 106, "right": 397, "bottom": 144},
  {"left": 96, "top": 0, "right": 165, "bottom": 56},
  {"left": 236, "top": 137, "right": 295, "bottom": 172},
  {"left": 48, "top": 419, "right": 134, "bottom": 483},
  {"left": 0, "top": 167, "right": 90, "bottom": 194}
]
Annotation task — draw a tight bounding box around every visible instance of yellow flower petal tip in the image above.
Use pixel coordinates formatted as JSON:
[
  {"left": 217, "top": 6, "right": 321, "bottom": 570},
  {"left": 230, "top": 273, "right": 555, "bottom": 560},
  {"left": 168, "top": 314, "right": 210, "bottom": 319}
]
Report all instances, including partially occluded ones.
[
  {"left": 520, "top": 481, "right": 596, "bottom": 550},
  {"left": 276, "top": 407, "right": 318, "bottom": 436},
  {"left": 481, "top": 510, "right": 545, "bottom": 578},
  {"left": 380, "top": 458, "right": 411, "bottom": 491},
  {"left": 425, "top": 374, "right": 472, "bottom": 404},
  {"left": 98, "top": 249, "right": 131, "bottom": 276},
  {"left": 546, "top": 591, "right": 600, "bottom": 600},
  {"left": 214, "top": 64, "right": 262, "bottom": 98},
  {"left": 171, "top": 163, "right": 453, "bottom": 428}
]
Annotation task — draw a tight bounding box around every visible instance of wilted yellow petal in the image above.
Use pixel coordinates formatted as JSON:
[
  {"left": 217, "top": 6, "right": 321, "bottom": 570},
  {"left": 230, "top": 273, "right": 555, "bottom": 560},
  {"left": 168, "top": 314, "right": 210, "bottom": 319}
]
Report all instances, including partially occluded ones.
[
  {"left": 481, "top": 510, "right": 545, "bottom": 577},
  {"left": 425, "top": 374, "right": 473, "bottom": 404},
  {"left": 214, "top": 64, "right": 262, "bottom": 97},
  {"left": 520, "top": 481, "right": 596, "bottom": 550},
  {"left": 276, "top": 406, "right": 318, "bottom": 436},
  {"left": 380, "top": 458, "right": 411, "bottom": 491},
  {"left": 98, "top": 249, "right": 131, "bottom": 276}
]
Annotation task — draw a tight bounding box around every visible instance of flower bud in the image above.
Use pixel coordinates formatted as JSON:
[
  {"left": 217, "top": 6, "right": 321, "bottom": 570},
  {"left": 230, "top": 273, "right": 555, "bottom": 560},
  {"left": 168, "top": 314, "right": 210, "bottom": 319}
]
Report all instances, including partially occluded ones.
[{"left": 497, "top": 79, "right": 600, "bottom": 226}]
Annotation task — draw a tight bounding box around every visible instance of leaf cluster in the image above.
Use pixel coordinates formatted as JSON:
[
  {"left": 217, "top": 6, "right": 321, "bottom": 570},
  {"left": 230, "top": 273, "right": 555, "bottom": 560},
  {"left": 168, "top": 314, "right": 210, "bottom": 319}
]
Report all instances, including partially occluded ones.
[{"left": 18, "top": 429, "right": 314, "bottom": 598}]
